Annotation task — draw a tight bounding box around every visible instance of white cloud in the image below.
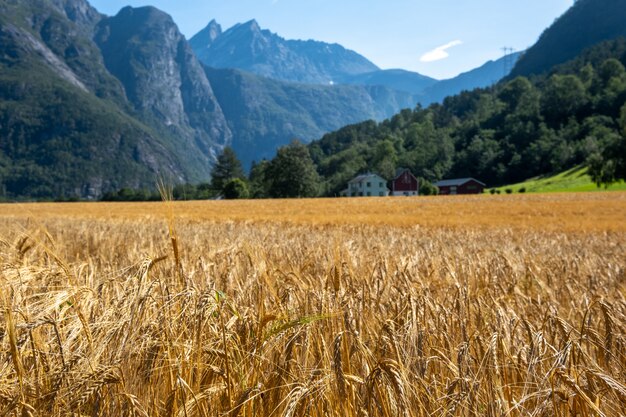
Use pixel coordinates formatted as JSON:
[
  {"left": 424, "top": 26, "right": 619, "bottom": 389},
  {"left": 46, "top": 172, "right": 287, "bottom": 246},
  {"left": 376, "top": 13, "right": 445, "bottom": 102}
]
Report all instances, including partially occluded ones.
[{"left": 420, "top": 40, "right": 463, "bottom": 63}]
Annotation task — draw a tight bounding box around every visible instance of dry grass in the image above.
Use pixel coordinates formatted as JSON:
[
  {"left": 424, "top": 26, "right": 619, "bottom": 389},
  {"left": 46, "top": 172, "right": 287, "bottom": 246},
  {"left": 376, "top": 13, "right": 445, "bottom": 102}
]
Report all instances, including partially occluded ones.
[{"left": 0, "top": 193, "right": 625, "bottom": 416}]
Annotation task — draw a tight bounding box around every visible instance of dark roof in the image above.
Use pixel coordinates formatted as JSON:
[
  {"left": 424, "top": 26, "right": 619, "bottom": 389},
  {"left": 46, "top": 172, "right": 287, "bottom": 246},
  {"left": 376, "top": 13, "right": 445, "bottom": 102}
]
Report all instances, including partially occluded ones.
[
  {"left": 349, "top": 173, "right": 385, "bottom": 183},
  {"left": 393, "top": 168, "right": 415, "bottom": 179},
  {"left": 435, "top": 178, "right": 486, "bottom": 187}
]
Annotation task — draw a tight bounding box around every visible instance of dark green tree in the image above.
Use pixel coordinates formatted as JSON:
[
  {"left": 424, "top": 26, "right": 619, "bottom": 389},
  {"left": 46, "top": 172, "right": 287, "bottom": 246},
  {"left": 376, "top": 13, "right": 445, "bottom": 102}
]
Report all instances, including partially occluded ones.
[
  {"left": 210, "top": 147, "right": 245, "bottom": 192},
  {"left": 223, "top": 178, "right": 250, "bottom": 199},
  {"left": 588, "top": 103, "right": 626, "bottom": 186},
  {"left": 267, "top": 141, "right": 320, "bottom": 198},
  {"left": 248, "top": 159, "right": 271, "bottom": 198},
  {"left": 541, "top": 74, "right": 588, "bottom": 124},
  {"left": 371, "top": 139, "right": 398, "bottom": 180}
]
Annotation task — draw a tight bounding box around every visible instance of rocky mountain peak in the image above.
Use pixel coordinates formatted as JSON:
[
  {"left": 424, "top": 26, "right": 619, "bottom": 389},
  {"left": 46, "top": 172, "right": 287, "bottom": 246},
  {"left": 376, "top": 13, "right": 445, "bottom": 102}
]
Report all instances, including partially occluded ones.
[
  {"left": 240, "top": 19, "right": 261, "bottom": 33},
  {"left": 113, "top": 5, "right": 177, "bottom": 30},
  {"left": 191, "top": 18, "right": 379, "bottom": 84},
  {"left": 189, "top": 19, "right": 222, "bottom": 50},
  {"left": 48, "top": 0, "right": 103, "bottom": 32}
]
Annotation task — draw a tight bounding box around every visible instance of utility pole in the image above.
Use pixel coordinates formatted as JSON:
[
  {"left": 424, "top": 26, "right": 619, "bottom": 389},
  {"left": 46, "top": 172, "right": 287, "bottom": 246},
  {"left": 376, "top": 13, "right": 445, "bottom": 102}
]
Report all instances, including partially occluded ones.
[{"left": 501, "top": 47, "right": 515, "bottom": 77}]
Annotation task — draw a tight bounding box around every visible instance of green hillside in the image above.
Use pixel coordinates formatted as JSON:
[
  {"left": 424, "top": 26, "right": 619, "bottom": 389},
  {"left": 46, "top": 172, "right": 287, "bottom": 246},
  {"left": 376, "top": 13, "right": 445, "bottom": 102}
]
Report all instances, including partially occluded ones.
[
  {"left": 307, "top": 39, "right": 626, "bottom": 196},
  {"left": 489, "top": 166, "right": 626, "bottom": 193}
]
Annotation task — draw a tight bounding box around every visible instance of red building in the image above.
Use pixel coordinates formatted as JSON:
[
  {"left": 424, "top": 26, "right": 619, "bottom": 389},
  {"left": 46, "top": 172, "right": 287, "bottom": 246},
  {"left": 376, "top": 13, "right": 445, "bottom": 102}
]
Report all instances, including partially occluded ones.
[
  {"left": 391, "top": 168, "right": 419, "bottom": 196},
  {"left": 435, "top": 178, "right": 485, "bottom": 195}
]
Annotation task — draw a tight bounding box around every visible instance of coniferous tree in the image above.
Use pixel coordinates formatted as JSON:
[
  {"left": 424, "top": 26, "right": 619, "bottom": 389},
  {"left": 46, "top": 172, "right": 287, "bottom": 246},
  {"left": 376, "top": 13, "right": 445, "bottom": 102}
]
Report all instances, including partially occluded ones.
[{"left": 210, "top": 147, "right": 246, "bottom": 193}]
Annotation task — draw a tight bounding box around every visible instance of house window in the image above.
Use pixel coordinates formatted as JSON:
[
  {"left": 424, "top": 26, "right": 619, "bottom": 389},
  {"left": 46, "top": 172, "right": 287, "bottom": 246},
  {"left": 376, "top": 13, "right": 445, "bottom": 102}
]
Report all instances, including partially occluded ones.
[
  {"left": 367, "top": 192, "right": 371, "bottom": 196},
  {"left": 367, "top": 182, "right": 371, "bottom": 187},
  {"left": 379, "top": 182, "right": 383, "bottom": 187},
  {"left": 359, "top": 192, "right": 363, "bottom": 196}
]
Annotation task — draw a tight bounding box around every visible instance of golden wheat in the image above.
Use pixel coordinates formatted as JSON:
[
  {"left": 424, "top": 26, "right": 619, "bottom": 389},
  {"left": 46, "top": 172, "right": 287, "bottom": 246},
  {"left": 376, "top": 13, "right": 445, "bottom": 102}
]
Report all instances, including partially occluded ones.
[{"left": 0, "top": 194, "right": 625, "bottom": 416}]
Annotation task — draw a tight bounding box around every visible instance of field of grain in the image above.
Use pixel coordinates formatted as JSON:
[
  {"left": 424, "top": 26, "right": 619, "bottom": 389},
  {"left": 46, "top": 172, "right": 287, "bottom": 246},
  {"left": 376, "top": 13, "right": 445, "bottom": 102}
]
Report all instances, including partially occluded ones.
[{"left": 1, "top": 193, "right": 625, "bottom": 416}]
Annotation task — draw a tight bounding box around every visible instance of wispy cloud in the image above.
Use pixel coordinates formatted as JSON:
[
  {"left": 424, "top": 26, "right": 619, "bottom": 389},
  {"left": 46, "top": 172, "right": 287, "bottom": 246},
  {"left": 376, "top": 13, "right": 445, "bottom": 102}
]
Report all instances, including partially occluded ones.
[{"left": 420, "top": 40, "right": 463, "bottom": 62}]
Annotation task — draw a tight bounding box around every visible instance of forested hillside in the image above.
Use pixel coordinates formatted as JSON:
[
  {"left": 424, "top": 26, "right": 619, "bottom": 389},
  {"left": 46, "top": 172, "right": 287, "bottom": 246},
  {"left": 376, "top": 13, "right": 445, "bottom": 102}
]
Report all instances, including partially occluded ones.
[
  {"left": 511, "top": 0, "right": 626, "bottom": 77},
  {"left": 308, "top": 39, "right": 626, "bottom": 195}
]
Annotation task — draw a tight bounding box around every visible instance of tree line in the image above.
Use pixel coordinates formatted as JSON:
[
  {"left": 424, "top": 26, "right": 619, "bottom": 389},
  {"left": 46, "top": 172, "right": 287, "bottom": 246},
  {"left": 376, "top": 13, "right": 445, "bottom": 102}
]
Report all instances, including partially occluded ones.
[{"left": 101, "top": 141, "right": 322, "bottom": 201}]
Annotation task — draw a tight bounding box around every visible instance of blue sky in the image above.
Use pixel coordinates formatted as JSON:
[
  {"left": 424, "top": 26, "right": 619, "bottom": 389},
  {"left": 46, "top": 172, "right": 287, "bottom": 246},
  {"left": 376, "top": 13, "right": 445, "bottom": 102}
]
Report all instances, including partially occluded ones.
[{"left": 89, "top": 0, "right": 574, "bottom": 80}]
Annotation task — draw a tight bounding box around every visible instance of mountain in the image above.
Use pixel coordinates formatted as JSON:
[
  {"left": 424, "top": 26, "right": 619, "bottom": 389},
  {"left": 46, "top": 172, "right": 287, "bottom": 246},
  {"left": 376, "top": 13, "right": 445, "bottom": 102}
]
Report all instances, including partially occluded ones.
[
  {"left": 0, "top": 1, "right": 422, "bottom": 198},
  {"left": 420, "top": 52, "right": 523, "bottom": 104},
  {"left": 0, "top": 0, "right": 195, "bottom": 198},
  {"left": 510, "top": 0, "right": 626, "bottom": 77},
  {"left": 337, "top": 69, "right": 438, "bottom": 94},
  {"left": 204, "top": 67, "right": 418, "bottom": 168},
  {"left": 94, "top": 6, "right": 231, "bottom": 160},
  {"left": 190, "top": 19, "right": 380, "bottom": 84}
]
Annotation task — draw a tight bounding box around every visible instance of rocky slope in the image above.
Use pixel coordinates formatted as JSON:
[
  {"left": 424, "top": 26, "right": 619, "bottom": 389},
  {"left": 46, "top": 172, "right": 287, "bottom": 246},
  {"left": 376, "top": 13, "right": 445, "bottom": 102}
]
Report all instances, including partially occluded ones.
[
  {"left": 95, "top": 6, "right": 232, "bottom": 160},
  {"left": 0, "top": 0, "right": 193, "bottom": 198}
]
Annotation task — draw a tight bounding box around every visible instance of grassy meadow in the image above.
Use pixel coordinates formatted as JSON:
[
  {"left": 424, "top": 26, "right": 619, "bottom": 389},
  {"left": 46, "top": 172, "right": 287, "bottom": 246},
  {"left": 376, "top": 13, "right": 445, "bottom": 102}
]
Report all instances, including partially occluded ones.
[
  {"left": 1, "top": 193, "right": 625, "bottom": 416},
  {"left": 489, "top": 166, "right": 626, "bottom": 194}
]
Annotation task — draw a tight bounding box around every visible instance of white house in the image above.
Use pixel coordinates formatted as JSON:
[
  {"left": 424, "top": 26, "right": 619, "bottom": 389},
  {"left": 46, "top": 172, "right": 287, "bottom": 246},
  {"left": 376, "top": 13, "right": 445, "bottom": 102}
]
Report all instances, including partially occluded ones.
[{"left": 345, "top": 173, "right": 389, "bottom": 197}]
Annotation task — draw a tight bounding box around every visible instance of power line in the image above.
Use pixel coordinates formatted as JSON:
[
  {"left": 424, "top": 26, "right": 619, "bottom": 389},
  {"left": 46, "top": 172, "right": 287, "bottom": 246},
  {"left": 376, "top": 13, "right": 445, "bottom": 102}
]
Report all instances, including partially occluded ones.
[{"left": 501, "top": 47, "right": 515, "bottom": 77}]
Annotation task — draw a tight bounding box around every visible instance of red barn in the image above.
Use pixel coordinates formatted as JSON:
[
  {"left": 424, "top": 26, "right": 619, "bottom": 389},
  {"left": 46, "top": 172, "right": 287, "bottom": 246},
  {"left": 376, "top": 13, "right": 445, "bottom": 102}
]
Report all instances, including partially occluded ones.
[
  {"left": 435, "top": 178, "right": 485, "bottom": 195},
  {"left": 391, "top": 168, "right": 419, "bottom": 196}
]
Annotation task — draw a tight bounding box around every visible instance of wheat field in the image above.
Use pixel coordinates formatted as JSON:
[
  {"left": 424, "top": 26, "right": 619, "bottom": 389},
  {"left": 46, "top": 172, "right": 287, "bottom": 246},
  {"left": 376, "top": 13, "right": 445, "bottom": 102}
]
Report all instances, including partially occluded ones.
[{"left": 1, "top": 193, "right": 625, "bottom": 416}]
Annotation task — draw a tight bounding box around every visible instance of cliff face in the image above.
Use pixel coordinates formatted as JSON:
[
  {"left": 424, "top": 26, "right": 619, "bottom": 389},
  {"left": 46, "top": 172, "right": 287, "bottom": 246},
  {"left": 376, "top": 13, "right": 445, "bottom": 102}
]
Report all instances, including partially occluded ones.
[
  {"left": 95, "top": 6, "right": 232, "bottom": 161},
  {"left": 0, "top": 1, "right": 231, "bottom": 198}
]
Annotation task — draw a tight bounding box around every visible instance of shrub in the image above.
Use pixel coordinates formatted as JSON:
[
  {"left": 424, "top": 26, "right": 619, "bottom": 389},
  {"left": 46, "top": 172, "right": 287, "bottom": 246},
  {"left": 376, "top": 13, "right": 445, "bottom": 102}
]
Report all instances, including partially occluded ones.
[{"left": 223, "top": 178, "right": 250, "bottom": 199}]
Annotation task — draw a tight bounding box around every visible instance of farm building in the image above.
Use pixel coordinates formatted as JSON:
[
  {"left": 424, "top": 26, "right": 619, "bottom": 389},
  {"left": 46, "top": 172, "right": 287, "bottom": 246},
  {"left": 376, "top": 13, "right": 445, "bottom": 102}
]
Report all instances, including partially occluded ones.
[
  {"left": 435, "top": 178, "right": 485, "bottom": 195},
  {"left": 344, "top": 173, "right": 389, "bottom": 197},
  {"left": 391, "top": 168, "right": 419, "bottom": 196}
]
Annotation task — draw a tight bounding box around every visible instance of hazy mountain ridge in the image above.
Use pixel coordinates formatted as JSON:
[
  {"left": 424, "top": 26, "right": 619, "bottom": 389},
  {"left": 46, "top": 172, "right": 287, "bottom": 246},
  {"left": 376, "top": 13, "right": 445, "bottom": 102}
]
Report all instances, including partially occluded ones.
[
  {"left": 204, "top": 66, "right": 418, "bottom": 168},
  {"left": 190, "top": 19, "right": 380, "bottom": 84},
  {"left": 189, "top": 18, "right": 527, "bottom": 104},
  {"left": 420, "top": 52, "right": 523, "bottom": 104},
  {"left": 337, "top": 69, "right": 438, "bottom": 94}
]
